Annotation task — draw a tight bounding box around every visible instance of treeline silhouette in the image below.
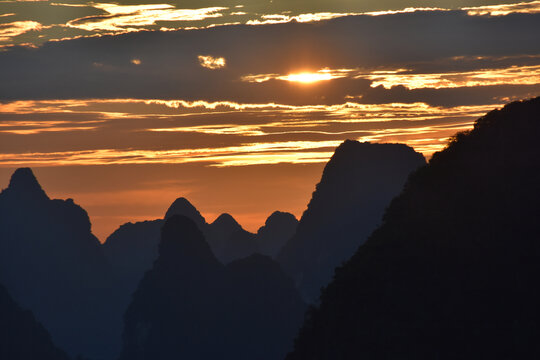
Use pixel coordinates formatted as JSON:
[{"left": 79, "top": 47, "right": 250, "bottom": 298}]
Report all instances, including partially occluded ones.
[{"left": 286, "top": 97, "right": 540, "bottom": 359}]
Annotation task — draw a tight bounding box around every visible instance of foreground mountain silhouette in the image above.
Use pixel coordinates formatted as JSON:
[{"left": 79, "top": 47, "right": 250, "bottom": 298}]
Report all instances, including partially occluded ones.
[
  {"left": 0, "top": 284, "right": 69, "bottom": 360},
  {"left": 0, "top": 168, "right": 118, "bottom": 359},
  {"left": 120, "top": 215, "right": 306, "bottom": 360},
  {"left": 277, "top": 141, "right": 425, "bottom": 302},
  {"left": 286, "top": 97, "right": 540, "bottom": 359}
]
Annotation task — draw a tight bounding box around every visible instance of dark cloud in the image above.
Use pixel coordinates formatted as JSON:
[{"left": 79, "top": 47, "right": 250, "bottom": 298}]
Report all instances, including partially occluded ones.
[{"left": 1, "top": 10, "right": 539, "bottom": 105}]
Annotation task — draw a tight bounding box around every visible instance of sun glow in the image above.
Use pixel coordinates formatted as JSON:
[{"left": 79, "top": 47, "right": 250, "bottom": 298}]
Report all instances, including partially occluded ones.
[{"left": 282, "top": 72, "right": 334, "bottom": 84}]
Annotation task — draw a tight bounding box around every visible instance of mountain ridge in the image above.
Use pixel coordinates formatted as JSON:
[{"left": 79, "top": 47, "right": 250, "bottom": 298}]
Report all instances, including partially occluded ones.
[
  {"left": 277, "top": 140, "right": 426, "bottom": 302},
  {"left": 286, "top": 97, "right": 540, "bottom": 359}
]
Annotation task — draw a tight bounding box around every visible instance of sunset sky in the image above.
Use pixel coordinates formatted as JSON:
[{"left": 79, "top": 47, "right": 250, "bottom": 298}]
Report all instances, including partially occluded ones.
[{"left": 1, "top": 0, "right": 539, "bottom": 240}]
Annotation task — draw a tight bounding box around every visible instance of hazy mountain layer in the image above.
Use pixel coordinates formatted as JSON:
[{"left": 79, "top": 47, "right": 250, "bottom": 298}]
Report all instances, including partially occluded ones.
[{"left": 120, "top": 215, "right": 306, "bottom": 360}]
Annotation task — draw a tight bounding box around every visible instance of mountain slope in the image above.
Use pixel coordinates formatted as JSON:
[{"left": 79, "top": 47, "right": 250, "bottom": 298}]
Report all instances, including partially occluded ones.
[
  {"left": 207, "top": 213, "right": 259, "bottom": 263},
  {"left": 0, "top": 284, "right": 69, "bottom": 360},
  {"left": 120, "top": 215, "right": 306, "bottom": 360},
  {"left": 286, "top": 97, "right": 540, "bottom": 359},
  {"left": 256, "top": 211, "right": 298, "bottom": 257},
  {"left": 277, "top": 141, "right": 425, "bottom": 302},
  {"left": 0, "top": 168, "right": 117, "bottom": 359}
]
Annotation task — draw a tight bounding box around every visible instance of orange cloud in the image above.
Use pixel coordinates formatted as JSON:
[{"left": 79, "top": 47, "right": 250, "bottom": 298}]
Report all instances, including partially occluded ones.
[
  {"left": 240, "top": 64, "right": 540, "bottom": 90},
  {"left": 0, "top": 140, "right": 341, "bottom": 167},
  {"left": 364, "top": 65, "right": 540, "bottom": 90},
  {"left": 198, "top": 55, "right": 226, "bottom": 69},
  {"left": 66, "top": 4, "right": 226, "bottom": 32},
  {"left": 242, "top": 68, "right": 353, "bottom": 84},
  {"left": 0, "top": 98, "right": 502, "bottom": 164},
  {"left": 464, "top": 1, "right": 540, "bottom": 16},
  {"left": 0, "top": 20, "right": 42, "bottom": 41}
]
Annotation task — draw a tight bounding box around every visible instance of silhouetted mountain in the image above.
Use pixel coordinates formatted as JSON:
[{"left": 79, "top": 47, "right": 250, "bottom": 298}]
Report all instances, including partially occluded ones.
[
  {"left": 164, "top": 197, "right": 206, "bottom": 228},
  {"left": 286, "top": 97, "right": 540, "bottom": 360},
  {"left": 0, "top": 284, "right": 69, "bottom": 360},
  {"left": 0, "top": 168, "right": 118, "bottom": 359},
  {"left": 207, "top": 213, "right": 259, "bottom": 263},
  {"left": 277, "top": 141, "right": 425, "bottom": 302},
  {"left": 102, "top": 219, "right": 163, "bottom": 310},
  {"left": 227, "top": 254, "right": 307, "bottom": 360},
  {"left": 256, "top": 211, "right": 298, "bottom": 257},
  {"left": 103, "top": 201, "right": 261, "bottom": 312},
  {"left": 120, "top": 215, "right": 306, "bottom": 360}
]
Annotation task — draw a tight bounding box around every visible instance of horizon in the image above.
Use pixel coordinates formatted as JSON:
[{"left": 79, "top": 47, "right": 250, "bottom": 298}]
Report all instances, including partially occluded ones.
[{"left": 0, "top": 162, "right": 325, "bottom": 241}]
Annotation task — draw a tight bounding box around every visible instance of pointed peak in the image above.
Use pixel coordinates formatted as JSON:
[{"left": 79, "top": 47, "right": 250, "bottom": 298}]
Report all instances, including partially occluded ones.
[
  {"left": 159, "top": 215, "right": 219, "bottom": 264},
  {"left": 5, "top": 168, "right": 48, "bottom": 199},
  {"left": 164, "top": 197, "right": 206, "bottom": 227}
]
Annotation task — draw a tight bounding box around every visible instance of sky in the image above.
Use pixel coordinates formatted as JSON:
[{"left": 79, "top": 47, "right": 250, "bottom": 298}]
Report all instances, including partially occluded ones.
[{"left": 1, "top": 0, "right": 539, "bottom": 241}]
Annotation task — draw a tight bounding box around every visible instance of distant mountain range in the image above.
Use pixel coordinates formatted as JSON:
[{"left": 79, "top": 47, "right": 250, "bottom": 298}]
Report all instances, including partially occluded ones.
[
  {"left": 286, "top": 97, "right": 540, "bottom": 359},
  {"left": 120, "top": 215, "right": 307, "bottom": 360},
  {"left": 103, "top": 196, "right": 299, "bottom": 324}
]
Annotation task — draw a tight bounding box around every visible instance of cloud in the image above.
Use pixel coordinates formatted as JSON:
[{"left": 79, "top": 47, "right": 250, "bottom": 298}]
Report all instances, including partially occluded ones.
[
  {"left": 0, "top": 20, "right": 42, "bottom": 41},
  {"left": 242, "top": 64, "right": 540, "bottom": 91},
  {"left": 66, "top": 4, "right": 227, "bottom": 32},
  {"left": 1, "top": 10, "right": 539, "bottom": 105},
  {"left": 242, "top": 68, "right": 354, "bottom": 83},
  {"left": 246, "top": 12, "right": 361, "bottom": 25},
  {"left": 464, "top": 1, "right": 540, "bottom": 16},
  {"left": 198, "top": 54, "right": 225, "bottom": 69},
  {"left": 3, "top": 1, "right": 540, "bottom": 47},
  {"left": 0, "top": 98, "right": 500, "bottom": 164},
  {"left": 363, "top": 65, "right": 540, "bottom": 89}
]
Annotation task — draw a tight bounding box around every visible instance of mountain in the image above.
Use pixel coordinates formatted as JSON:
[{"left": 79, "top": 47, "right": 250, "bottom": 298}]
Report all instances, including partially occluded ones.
[
  {"left": 277, "top": 141, "right": 426, "bottom": 302},
  {"left": 256, "top": 211, "right": 298, "bottom": 257},
  {"left": 120, "top": 215, "right": 306, "bottom": 360},
  {"left": 0, "top": 168, "right": 118, "bottom": 359},
  {"left": 226, "top": 254, "right": 307, "bottom": 360},
  {"left": 102, "top": 196, "right": 210, "bottom": 298},
  {"left": 103, "top": 201, "right": 261, "bottom": 310},
  {"left": 286, "top": 97, "right": 540, "bottom": 359},
  {"left": 102, "top": 219, "right": 164, "bottom": 313},
  {"left": 207, "top": 213, "right": 259, "bottom": 263},
  {"left": 0, "top": 284, "right": 69, "bottom": 360},
  {"left": 164, "top": 197, "right": 206, "bottom": 228}
]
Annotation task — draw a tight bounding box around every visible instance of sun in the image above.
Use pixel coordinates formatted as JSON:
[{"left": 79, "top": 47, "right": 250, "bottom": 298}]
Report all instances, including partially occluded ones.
[{"left": 282, "top": 72, "right": 334, "bottom": 84}]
